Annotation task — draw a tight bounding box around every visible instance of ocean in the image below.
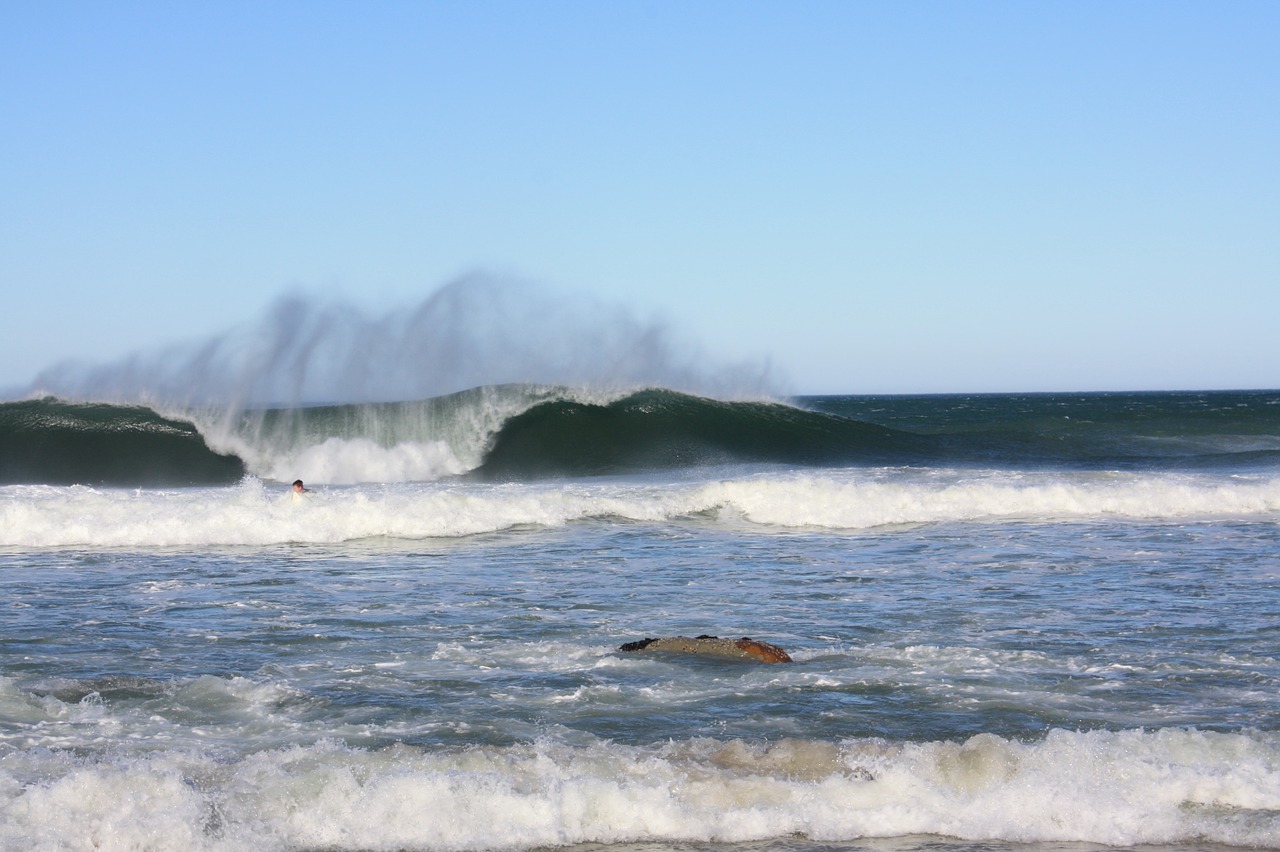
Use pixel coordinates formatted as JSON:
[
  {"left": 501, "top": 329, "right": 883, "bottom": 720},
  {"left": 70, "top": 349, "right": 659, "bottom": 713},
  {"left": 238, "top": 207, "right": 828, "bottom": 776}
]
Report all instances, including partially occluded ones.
[{"left": 2, "top": 386, "right": 1279, "bottom": 851}]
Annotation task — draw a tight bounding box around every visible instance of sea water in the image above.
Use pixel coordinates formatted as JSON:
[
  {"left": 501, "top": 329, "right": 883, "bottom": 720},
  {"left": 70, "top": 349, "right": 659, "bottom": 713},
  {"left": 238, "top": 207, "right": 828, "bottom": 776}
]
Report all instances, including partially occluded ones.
[{"left": 1, "top": 389, "right": 1279, "bottom": 851}]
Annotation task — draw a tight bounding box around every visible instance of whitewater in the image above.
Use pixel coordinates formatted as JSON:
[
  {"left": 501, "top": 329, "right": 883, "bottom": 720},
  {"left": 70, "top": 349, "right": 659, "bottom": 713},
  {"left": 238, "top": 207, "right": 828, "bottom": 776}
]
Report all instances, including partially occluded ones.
[
  {"left": 2, "top": 383, "right": 1279, "bottom": 852},
  {"left": 3, "top": 466, "right": 1279, "bottom": 548}
]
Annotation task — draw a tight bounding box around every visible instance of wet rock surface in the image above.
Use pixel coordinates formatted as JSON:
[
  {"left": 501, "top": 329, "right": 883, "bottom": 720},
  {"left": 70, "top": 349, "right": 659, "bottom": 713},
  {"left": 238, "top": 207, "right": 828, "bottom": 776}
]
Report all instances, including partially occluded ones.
[{"left": 618, "top": 634, "right": 793, "bottom": 663}]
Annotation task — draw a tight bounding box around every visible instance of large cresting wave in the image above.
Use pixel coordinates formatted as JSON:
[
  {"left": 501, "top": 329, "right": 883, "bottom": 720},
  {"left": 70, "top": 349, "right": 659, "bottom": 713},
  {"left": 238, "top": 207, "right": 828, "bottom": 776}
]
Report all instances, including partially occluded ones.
[
  {"left": 4, "top": 387, "right": 1280, "bottom": 488},
  {"left": 0, "top": 387, "right": 933, "bottom": 487}
]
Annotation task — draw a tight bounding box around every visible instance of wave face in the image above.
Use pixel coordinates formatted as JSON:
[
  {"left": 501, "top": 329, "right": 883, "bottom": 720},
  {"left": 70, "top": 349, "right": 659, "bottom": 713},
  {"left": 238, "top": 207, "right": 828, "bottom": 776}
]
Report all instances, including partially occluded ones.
[
  {"left": 3, "top": 388, "right": 1277, "bottom": 487},
  {"left": 0, "top": 398, "right": 245, "bottom": 486},
  {"left": 474, "top": 389, "right": 930, "bottom": 479}
]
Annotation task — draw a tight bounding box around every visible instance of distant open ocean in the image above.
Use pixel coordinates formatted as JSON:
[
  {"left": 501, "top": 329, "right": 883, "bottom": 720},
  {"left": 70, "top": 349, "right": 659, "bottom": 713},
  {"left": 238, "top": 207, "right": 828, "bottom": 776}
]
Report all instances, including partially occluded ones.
[{"left": 2, "top": 387, "right": 1279, "bottom": 851}]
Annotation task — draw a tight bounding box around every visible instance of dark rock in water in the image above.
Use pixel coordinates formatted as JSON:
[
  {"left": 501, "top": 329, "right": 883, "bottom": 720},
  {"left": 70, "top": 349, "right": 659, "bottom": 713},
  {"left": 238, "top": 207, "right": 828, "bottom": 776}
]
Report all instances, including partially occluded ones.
[{"left": 618, "top": 634, "right": 793, "bottom": 663}]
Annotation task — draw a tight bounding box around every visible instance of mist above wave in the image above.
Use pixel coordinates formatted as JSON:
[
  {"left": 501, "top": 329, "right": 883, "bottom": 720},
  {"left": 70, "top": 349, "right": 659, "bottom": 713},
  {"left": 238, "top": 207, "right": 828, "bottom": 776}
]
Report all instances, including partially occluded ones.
[{"left": 26, "top": 274, "right": 780, "bottom": 411}]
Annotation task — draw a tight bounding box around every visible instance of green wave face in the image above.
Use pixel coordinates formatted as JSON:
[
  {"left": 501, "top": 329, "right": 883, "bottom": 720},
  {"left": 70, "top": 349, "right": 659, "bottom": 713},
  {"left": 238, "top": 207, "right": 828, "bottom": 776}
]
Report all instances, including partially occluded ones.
[
  {"left": 0, "top": 398, "right": 246, "bottom": 487},
  {"left": 474, "top": 389, "right": 932, "bottom": 479}
]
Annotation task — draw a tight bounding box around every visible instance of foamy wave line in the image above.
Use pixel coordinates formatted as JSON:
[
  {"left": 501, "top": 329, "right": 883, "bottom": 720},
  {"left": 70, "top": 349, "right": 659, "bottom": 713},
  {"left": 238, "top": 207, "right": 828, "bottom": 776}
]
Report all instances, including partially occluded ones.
[
  {"left": 1, "top": 471, "right": 1278, "bottom": 548},
  {"left": 1, "top": 729, "right": 1277, "bottom": 850},
  {"left": 708, "top": 469, "right": 1280, "bottom": 529}
]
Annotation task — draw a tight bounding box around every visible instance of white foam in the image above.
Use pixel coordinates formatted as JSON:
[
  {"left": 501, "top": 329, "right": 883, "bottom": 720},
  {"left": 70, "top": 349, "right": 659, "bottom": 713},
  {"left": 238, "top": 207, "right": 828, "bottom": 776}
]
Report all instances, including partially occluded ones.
[
  {"left": 257, "top": 437, "right": 469, "bottom": 484},
  {"left": 1, "top": 730, "right": 1277, "bottom": 850},
  {"left": 700, "top": 468, "right": 1280, "bottom": 529},
  {"left": 184, "top": 383, "right": 639, "bottom": 484},
  {"left": 2, "top": 469, "right": 1278, "bottom": 548}
]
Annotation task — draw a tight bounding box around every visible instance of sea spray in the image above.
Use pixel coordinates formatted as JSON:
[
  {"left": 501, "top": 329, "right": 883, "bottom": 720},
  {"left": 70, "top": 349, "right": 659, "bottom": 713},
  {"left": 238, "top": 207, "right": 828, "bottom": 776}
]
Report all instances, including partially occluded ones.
[
  {"left": 191, "top": 384, "right": 584, "bottom": 484},
  {"left": 25, "top": 275, "right": 781, "bottom": 411}
]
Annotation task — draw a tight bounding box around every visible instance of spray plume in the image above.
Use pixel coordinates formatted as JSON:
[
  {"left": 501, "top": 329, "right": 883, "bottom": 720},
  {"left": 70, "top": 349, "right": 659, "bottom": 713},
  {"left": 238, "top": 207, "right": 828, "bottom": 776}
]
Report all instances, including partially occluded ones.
[{"left": 27, "top": 274, "right": 781, "bottom": 412}]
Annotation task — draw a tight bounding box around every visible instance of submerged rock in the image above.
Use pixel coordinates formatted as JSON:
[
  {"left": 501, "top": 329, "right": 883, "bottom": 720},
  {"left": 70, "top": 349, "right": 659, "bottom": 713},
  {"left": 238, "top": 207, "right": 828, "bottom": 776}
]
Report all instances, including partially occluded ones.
[{"left": 618, "top": 635, "right": 793, "bottom": 663}]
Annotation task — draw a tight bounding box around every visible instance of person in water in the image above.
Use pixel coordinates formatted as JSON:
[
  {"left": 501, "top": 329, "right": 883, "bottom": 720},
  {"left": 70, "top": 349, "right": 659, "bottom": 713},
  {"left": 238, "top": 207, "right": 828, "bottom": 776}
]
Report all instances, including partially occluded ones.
[{"left": 292, "top": 480, "right": 308, "bottom": 494}]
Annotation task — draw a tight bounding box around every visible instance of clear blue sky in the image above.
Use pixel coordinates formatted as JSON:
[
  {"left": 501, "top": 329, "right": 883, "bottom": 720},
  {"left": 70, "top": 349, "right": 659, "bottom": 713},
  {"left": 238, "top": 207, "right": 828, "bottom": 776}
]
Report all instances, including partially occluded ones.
[{"left": 3, "top": 1, "right": 1277, "bottom": 396}]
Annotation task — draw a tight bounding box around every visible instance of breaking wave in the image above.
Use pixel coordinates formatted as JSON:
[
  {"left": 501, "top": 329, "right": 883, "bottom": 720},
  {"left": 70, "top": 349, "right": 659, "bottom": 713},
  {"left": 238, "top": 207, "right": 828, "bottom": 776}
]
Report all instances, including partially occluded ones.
[
  {"left": 1, "top": 724, "right": 1277, "bottom": 849},
  {"left": 3, "top": 387, "right": 1278, "bottom": 488}
]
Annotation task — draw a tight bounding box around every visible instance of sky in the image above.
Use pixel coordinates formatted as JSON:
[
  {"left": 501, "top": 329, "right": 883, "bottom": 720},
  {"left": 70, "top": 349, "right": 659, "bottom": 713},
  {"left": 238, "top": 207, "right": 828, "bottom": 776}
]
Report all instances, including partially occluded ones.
[{"left": 3, "top": 1, "right": 1278, "bottom": 397}]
